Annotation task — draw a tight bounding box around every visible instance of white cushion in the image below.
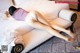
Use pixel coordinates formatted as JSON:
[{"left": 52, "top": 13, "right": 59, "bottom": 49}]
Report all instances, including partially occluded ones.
[
  {"left": 14, "top": 1, "right": 69, "bottom": 20},
  {"left": 50, "top": 18, "right": 72, "bottom": 28}
]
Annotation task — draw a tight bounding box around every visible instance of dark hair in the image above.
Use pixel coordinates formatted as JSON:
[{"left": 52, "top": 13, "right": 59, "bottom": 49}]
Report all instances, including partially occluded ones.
[{"left": 9, "top": 6, "right": 17, "bottom": 16}]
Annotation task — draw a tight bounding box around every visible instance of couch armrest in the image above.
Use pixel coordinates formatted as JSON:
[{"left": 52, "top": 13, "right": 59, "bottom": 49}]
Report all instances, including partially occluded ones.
[{"left": 58, "top": 9, "right": 77, "bottom": 23}]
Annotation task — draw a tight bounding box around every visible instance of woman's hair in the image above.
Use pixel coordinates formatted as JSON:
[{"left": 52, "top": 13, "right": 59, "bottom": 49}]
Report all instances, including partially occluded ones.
[{"left": 9, "top": 6, "right": 17, "bottom": 16}]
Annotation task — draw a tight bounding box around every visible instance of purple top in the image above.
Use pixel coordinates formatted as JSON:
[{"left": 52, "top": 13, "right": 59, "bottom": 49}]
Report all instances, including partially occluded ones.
[{"left": 12, "top": 8, "right": 29, "bottom": 21}]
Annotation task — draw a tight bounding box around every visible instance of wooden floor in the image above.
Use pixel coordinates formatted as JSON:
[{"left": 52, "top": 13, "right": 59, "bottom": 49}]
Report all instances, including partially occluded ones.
[{"left": 29, "top": 12, "right": 80, "bottom": 53}]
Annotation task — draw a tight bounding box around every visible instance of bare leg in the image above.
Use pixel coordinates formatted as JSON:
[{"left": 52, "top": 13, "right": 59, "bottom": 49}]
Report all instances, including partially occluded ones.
[
  {"left": 51, "top": 24, "right": 76, "bottom": 38},
  {"left": 32, "top": 11, "right": 76, "bottom": 39},
  {"left": 33, "top": 11, "right": 76, "bottom": 39},
  {"left": 31, "top": 21, "right": 74, "bottom": 42}
]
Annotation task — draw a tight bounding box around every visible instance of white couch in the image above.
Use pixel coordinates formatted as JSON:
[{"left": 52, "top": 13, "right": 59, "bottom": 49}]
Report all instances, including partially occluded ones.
[
  {"left": 13, "top": 1, "right": 77, "bottom": 53},
  {"left": 0, "top": 1, "right": 77, "bottom": 53}
]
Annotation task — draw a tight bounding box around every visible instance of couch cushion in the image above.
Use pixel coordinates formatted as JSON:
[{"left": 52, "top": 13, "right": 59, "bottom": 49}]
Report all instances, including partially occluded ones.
[
  {"left": 50, "top": 18, "right": 72, "bottom": 28},
  {"left": 14, "top": 1, "right": 69, "bottom": 20}
]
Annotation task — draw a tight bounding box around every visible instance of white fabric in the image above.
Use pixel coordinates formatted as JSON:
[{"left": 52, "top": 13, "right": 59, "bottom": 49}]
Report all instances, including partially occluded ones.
[
  {"left": 0, "top": 17, "right": 34, "bottom": 45},
  {"left": 59, "top": 9, "right": 76, "bottom": 21},
  {"left": 0, "top": 13, "right": 34, "bottom": 53},
  {"left": 0, "top": 13, "right": 72, "bottom": 53},
  {"left": 22, "top": 29, "right": 52, "bottom": 53},
  {"left": 21, "top": 18, "right": 72, "bottom": 53},
  {"left": 25, "top": 10, "right": 72, "bottom": 29},
  {"left": 50, "top": 18, "right": 72, "bottom": 28},
  {"left": 0, "top": 1, "right": 72, "bottom": 53},
  {"left": 14, "top": 1, "right": 69, "bottom": 20}
]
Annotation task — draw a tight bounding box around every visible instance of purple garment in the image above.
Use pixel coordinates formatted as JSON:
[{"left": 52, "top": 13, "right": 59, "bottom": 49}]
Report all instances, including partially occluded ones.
[{"left": 12, "top": 8, "right": 29, "bottom": 21}]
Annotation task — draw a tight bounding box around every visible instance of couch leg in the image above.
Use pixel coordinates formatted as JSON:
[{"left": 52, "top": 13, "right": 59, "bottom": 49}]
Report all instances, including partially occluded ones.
[
  {"left": 11, "top": 44, "right": 24, "bottom": 53},
  {"left": 70, "top": 24, "right": 74, "bottom": 33},
  {"left": 66, "top": 24, "right": 74, "bottom": 33}
]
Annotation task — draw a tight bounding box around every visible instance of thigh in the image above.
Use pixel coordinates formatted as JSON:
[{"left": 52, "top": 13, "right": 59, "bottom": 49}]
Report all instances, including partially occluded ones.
[{"left": 30, "top": 21, "right": 48, "bottom": 30}]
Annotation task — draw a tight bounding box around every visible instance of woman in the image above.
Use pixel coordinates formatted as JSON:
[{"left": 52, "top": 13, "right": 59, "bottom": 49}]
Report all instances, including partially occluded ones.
[{"left": 9, "top": 6, "right": 76, "bottom": 42}]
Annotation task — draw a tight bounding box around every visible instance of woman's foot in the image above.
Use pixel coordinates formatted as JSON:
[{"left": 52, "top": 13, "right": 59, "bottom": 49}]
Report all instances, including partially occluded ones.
[
  {"left": 67, "top": 30, "right": 77, "bottom": 38},
  {"left": 68, "top": 37, "right": 75, "bottom": 42}
]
